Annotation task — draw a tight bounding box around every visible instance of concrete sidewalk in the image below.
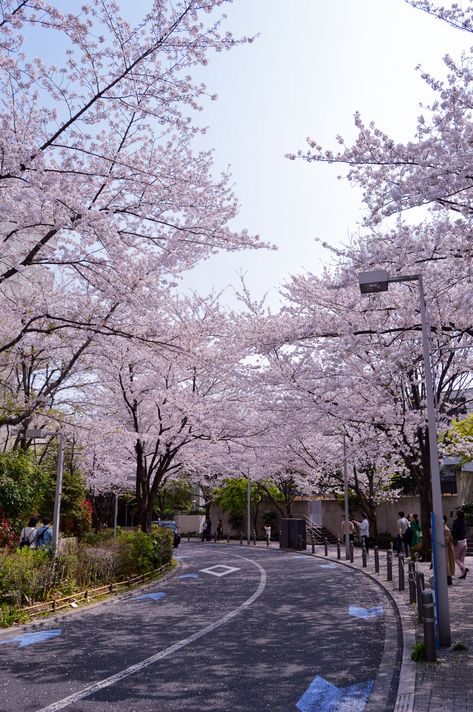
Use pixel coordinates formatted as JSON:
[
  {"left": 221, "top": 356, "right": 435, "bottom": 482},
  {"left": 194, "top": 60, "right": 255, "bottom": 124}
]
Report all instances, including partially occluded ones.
[{"left": 202, "top": 537, "right": 473, "bottom": 711}]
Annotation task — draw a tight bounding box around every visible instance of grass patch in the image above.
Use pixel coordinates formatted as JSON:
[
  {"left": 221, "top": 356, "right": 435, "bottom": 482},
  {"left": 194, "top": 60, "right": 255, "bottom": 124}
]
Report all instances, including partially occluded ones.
[
  {"left": 452, "top": 642, "right": 468, "bottom": 651},
  {"left": 411, "top": 642, "right": 427, "bottom": 661}
]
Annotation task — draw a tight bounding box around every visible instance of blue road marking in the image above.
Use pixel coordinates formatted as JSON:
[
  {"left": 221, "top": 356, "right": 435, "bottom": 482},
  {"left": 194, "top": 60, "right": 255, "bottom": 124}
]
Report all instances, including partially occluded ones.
[
  {"left": 349, "top": 605, "right": 384, "bottom": 619},
  {"left": 0, "top": 629, "right": 62, "bottom": 648},
  {"left": 296, "top": 675, "right": 374, "bottom": 711},
  {"left": 178, "top": 573, "right": 200, "bottom": 579},
  {"left": 135, "top": 592, "right": 166, "bottom": 601}
]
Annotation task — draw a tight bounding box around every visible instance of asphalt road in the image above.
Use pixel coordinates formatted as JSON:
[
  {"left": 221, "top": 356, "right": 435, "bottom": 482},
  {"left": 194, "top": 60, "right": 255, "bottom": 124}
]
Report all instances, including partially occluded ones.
[{"left": 0, "top": 544, "right": 401, "bottom": 712}]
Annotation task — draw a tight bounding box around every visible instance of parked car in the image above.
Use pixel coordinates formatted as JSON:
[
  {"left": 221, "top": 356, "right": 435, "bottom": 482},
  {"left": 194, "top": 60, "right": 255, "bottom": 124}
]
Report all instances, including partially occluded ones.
[{"left": 153, "top": 520, "right": 181, "bottom": 548}]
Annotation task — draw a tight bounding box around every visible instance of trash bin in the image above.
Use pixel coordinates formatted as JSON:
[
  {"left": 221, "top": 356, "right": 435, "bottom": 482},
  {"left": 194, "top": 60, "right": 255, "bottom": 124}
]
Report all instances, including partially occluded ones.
[{"left": 280, "top": 519, "right": 306, "bottom": 550}]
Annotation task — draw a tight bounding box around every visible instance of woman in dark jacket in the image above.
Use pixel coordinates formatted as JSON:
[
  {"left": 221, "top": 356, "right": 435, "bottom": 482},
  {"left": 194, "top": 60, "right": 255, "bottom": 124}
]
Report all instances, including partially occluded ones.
[{"left": 451, "top": 510, "right": 469, "bottom": 579}]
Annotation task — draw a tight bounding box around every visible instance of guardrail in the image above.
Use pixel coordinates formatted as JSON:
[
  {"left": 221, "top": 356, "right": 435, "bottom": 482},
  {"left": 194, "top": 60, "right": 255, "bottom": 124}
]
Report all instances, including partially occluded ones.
[{"left": 21, "top": 563, "right": 171, "bottom": 619}]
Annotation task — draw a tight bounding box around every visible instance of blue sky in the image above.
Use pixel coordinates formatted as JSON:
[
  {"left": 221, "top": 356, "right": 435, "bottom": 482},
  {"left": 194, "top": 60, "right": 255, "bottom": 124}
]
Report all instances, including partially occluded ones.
[{"left": 181, "top": 0, "right": 472, "bottom": 309}]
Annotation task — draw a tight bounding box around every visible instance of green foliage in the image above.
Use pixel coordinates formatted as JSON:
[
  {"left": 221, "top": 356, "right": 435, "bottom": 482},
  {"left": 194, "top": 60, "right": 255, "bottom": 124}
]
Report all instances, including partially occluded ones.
[
  {"left": 0, "top": 548, "right": 52, "bottom": 606},
  {"left": 452, "top": 642, "right": 468, "bottom": 651},
  {"left": 411, "top": 642, "right": 426, "bottom": 661},
  {"left": 81, "top": 527, "right": 117, "bottom": 546},
  {"left": 39, "top": 448, "right": 91, "bottom": 536},
  {"left": 115, "top": 527, "right": 173, "bottom": 578},
  {"left": 0, "top": 450, "right": 47, "bottom": 523},
  {"left": 0, "top": 528, "right": 173, "bottom": 626},
  {"left": 262, "top": 510, "right": 278, "bottom": 526},
  {"left": 156, "top": 478, "right": 194, "bottom": 515},
  {"left": 0, "top": 605, "right": 27, "bottom": 628}
]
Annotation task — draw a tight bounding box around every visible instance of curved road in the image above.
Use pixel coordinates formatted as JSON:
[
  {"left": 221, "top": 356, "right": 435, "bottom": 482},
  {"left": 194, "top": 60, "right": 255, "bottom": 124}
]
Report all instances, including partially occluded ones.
[{"left": 0, "top": 544, "right": 402, "bottom": 711}]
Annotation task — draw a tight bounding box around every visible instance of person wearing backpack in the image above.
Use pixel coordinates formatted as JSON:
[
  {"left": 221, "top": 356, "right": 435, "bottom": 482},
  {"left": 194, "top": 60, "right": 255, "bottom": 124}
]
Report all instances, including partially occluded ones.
[
  {"left": 35, "top": 517, "right": 53, "bottom": 549},
  {"left": 19, "top": 516, "right": 38, "bottom": 549}
]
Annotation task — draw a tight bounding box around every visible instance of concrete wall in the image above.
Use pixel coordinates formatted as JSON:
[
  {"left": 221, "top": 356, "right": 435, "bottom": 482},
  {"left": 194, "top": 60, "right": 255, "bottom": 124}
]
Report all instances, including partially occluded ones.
[{"left": 174, "top": 514, "right": 205, "bottom": 534}]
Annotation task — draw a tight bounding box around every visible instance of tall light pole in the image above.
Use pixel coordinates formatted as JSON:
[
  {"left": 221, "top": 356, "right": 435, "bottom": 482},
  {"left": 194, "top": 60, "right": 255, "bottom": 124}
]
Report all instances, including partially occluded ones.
[
  {"left": 324, "top": 430, "right": 350, "bottom": 560},
  {"left": 247, "top": 473, "right": 251, "bottom": 546},
  {"left": 25, "top": 428, "right": 64, "bottom": 556},
  {"left": 358, "top": 269, "right": 451, "bottom": 647}
]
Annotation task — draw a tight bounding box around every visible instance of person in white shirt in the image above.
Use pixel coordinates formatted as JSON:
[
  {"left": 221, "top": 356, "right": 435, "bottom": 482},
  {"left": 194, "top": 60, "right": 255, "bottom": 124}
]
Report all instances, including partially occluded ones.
[
  {"left": 356, "top": 513, "right": 370, "bottom": 552},
  {"left": 396, "top": 511, "right": 410, "bottom": 555},
  {"left": 19, "top": 516, "right": 38, "bottom": 549}
]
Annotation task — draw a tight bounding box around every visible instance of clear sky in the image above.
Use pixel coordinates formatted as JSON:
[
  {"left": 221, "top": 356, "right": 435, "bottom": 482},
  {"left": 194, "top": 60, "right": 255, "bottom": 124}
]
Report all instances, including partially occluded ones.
[{"left": 180, "top": 0, "right": 472, "bottom": 309}]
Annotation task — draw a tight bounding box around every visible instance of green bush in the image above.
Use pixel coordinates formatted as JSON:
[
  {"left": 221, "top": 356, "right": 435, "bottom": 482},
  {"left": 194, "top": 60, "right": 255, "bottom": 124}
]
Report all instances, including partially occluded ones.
[
  {"left": 411, "top": 642, "right": 426, "bottom": 661},
  {"left": 81, "top": 527, "right": 117, "bottom": 546},
  {"left": 0, "top": 548, "right": 52, "bottom": 605},
  {"left": 114, "top": 527, "right": 172, "bottom": 578},
  {"left": 0, "top": 527, "right": 173, "bottom": 626}
]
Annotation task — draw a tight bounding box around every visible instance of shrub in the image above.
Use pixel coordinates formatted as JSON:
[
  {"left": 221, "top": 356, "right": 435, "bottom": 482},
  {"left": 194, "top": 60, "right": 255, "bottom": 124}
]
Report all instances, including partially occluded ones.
[
  {"left": 115, "top": 527, "right": 172, "bottom": 578},
  {"left": 0, "top": 548, "right": 52, "bottom": 605},
  {"left": 411, "top": 642, "right": 426, "bottom": 661}
]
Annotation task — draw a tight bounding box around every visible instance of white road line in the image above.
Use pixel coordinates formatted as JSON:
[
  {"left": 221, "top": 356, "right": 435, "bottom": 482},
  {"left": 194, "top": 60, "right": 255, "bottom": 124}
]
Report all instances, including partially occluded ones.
[{"left": 35, "top": 555, "right": 266, "bottom": 712}]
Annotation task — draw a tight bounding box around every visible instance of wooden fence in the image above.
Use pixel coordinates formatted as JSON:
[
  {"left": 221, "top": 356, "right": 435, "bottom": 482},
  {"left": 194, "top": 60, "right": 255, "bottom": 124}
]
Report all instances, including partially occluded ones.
[{"left": 21, "top": 563, "right": 171, "bottom": 618}]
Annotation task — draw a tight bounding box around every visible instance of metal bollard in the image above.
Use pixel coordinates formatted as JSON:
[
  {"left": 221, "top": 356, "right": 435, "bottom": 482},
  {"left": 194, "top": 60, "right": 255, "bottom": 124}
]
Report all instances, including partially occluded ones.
[
  {"left": 408, "top": 561, "right": 416, "bottom": 604},
  {"left": 416, "top": 571, "right": 425, "bottom": 623},
  {"left": 227, "top": 532, "right": 230, "bottom": 544},
  {"left": 240, "top": 531, "right": 243, "bottom": 546},
  {"left": 350, "top": 541, "right": 354, "bottom": 563},
  {"left": 266, "top": 534, "right": 269, "bottom": 547},
  {"left": 253, "top": 532, "right": 256, "bottom": 546},
  {"left": 398, "top": 554, "right": 405, "bottom": 591},
  {"left": 374, "top": 546, "right": 379, "bottom": 573},
  {"left": 387, "top": 550, "right": 393, "bottom": 581},
  {"left": 422, "top": 589, "right": 437, "bottom": 662},
  {"left": 214, "top": 532, "right": 217, "bottom": 543},
  {"left": 324, "top": 537, "right": 328, "bottom": 556},
  {"left": 336, "top": 537, "right": 341, "bottom": 560},
  {"left": 188, "top": 533, "right": 190, "bottom": 542},
  {"left": 362, "top": 545, "right": 367, "bottom": 568},
  {"left": 311, "top": 533, "right": 315, "bottom": 554}
]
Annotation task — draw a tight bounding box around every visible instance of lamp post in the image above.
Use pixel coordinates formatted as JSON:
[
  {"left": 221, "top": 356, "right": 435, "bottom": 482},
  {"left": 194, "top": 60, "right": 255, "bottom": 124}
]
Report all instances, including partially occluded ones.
[
  {"left": 247, "top": 473, "right": 251, "bottom": 546},
  {"left": 324, "top": 430, "right": 350, "bottom": 560},
  {"left": 25, "top": 429, "right": 64, "bottom": 556},
  {"left": 358, "top": 269, "right": 451, "bottom": 647}
]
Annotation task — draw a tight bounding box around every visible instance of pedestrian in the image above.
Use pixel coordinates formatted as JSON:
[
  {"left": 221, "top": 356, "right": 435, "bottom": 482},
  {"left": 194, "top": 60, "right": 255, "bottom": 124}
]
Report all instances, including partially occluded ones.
[
  {"left": 264, "top": 524, "right": 271, "bottom": 542},
  {"left": 404, "top": 514, "right": 413, "bottom": 557},
  {"left": 356, "top": 513, "right": 370, "bottom": 552},
  {"left": 216, "top": 519, "right": 224, "bottom": 540},
  {"left": 396, "top": 511, "right": 410, "bottom": 555},
  {"left": 341, "top": 518, "right": 354, "bottom": 543},
  {"left": 410, "top": 513, "right": 421, "bottom": 547},
  {"left": 443, "top": 515, "right": 456, "bottom": 586},
  {"left": 19, "top": 516, "right": 38, "bottom": 549},
  {"left": 35, "top": 516, "right": 53, "bottom": 550},
  {"left": 451, "top": 509, "right": 469, "bottom": 580}
]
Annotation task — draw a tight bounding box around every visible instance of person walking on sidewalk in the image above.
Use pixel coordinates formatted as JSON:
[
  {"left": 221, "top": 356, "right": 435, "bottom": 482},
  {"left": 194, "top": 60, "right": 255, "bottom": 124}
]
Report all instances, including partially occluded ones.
[
  {"left": 452, "top": 509, "right": 469, "bottom": 579},
  {"left": 396, "top": 511, "right": 410, "bottom": 555},
  {"left": 356, "top": 513, "right": 370, "bottom": 552},
  {"left": 443, "top": 515, "right": 456, "bottom": 586},
  {"left": 410, "top": 513, "right": 422, "bottom": 547}
]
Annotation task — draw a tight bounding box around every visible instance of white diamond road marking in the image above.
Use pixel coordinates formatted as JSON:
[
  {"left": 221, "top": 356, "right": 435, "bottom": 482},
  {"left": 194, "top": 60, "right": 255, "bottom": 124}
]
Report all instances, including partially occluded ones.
[{"left": 199, "top": 564, "right": 240, "bottom": 577}]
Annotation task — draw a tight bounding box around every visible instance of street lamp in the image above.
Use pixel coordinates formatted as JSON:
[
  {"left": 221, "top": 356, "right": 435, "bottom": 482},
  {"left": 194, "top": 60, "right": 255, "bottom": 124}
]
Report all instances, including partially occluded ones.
[
  {"left": 323, "top": 430, "right": 350, "bottom": 560},
  {"left": 358, "top": 269, "right": 451, "bottom": 647},
  {"left": 25, "top": 429, "right": 64, "bottom": 556}
]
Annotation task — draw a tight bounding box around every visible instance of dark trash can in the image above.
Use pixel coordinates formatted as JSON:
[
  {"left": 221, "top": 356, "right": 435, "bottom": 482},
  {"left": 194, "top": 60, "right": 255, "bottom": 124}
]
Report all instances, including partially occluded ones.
[{"left": 280, "top": 519, "right": 306, "bottom": 550}]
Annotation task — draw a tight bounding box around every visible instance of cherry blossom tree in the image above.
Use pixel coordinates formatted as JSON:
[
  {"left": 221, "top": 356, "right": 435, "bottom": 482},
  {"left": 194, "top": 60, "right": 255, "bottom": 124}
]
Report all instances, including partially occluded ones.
[{"left": 0, "top": 0, "right": 264, "bottom": 435}]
